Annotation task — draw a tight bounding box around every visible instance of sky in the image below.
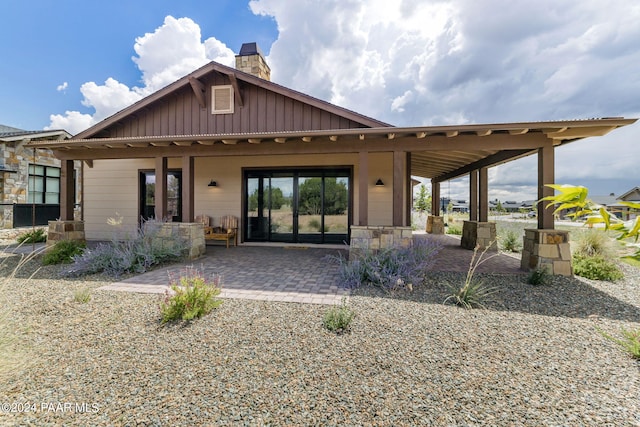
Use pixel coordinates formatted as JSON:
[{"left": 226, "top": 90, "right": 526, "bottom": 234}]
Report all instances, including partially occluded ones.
[{"left": 1, "top": 0, "right": 638, "bottom": 203}]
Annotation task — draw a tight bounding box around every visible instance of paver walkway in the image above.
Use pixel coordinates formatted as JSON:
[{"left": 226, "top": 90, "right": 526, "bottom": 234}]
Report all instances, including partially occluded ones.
[{"left": 98, "top": 234, "right": 525, "bottom": 304}]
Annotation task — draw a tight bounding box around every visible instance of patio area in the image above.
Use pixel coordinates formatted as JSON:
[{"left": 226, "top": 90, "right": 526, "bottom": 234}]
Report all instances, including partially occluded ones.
[{"left": 98, "top": 233, "right": 525, "bottom": 304}]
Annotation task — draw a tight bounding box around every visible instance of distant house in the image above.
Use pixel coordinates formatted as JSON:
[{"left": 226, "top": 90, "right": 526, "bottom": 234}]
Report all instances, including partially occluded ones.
[
  {"left": 595, "top": 187, "right": 640, "bottom": 220},
  {"left": 0, "top": 125, "right": 81, "bottom": 228},
  {"left": 25, "top": 42, "right": 636, "bottom": 247}
]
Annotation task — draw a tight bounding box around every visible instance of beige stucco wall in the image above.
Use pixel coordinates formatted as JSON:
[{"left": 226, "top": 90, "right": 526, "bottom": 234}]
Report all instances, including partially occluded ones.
[{"left": 84, "top": 152, "right": 397, "bottom": 240}]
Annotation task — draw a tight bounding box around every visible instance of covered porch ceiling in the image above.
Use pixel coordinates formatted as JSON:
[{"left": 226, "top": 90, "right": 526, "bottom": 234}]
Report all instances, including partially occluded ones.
[{"left": 26, "top": 117, "right": 636, "bottom": 182}]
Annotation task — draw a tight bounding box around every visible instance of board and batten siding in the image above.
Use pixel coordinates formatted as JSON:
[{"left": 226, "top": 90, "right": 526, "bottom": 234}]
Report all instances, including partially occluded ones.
[
  {"left": 83, "top": 153, "right": 395, "bottom": 241},
  {"left": 102, "top": 73, "right": 368, "bottom": 139}
]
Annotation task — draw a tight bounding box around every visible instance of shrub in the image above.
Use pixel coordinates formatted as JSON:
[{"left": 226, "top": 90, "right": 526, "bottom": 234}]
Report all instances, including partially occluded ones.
[
  {"left": 322, "top": 298, "right": 355, "bottom": 334},
  {"left": 598, "top": 327, "right": 640, "bottom": 359},
  {"left": 42, "top": 240, "right": 86, "bottom": 265},
  {"left": 445, "top": 244, "right": 498, "bottom": 309},
  {"left": 500, "top": 229, "right": 521, "bottom": 253},
  {"left": 329, "top": 238, "right": 442, "bottom": 291},
  {"left": 160, "top": 266, "right": 223, "bottom": 323},
  {"left": 73, "top": 288, "right": 91, "bottom": 303},
  {"left": 571, "top": 229, "right": 617, "bottom": 259},
  {"left": 527, "top": 268, "right": 549, "bottom": 286},
  {"left": 446, "top": 224, "right": 462, "bottom": 235},
  {"left": 16, "top": 228, "right": 46, "bottom": 244},
  {"left": 64, "top": 219, "right": 188, "bottom": 278},
  {"left": 572, "top": 254, "right": 623, "bottom": 281}
]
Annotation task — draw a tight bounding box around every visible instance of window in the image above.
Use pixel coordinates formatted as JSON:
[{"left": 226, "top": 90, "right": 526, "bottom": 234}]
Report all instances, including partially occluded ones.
[
  {"left": 211, "top": 85, "right": 234, "bottom": 114},
  {"left": 28, "top": 164, "right": 60, "bottom": 204}
]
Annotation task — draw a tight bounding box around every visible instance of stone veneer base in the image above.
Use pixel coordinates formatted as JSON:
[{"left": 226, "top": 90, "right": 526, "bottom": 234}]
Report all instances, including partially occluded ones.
[
  {"left": 47, "top": 220, "right": 85, "bottom": 250},
  {"left": 148, "top": 222, "right": 206, "bottom": 260},
  {"left": 461, "top": 221, "right": 498, "bottom": 251},
  {"left": 520, "top": 229, "right": 572, "bottom": 276},
  {"left": 426, "top": 216, "right": 444, "bottom": 234},
  {"left": 349, "top": 226, "right": 413, "bottom": 260}
]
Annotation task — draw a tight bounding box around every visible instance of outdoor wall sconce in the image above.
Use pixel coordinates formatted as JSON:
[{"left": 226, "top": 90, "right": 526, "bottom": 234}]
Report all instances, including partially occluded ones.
[
  {"left": 208, "top": 180, "right": 218, "bottom": 187},
  {"left": 375, "top": 178, "right": 385, "bottom": 187}
]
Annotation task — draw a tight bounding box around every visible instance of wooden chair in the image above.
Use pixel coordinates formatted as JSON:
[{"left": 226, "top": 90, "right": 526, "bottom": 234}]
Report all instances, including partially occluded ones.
[{"left": 204, "top": 215, "right": 238, "bottom": 248}]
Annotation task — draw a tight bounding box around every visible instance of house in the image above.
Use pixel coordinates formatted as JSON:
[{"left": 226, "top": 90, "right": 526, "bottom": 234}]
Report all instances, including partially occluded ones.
[
  {"left": 26, "top": 43, "right": 637, "bottom": 268},
  {"left": 593, "top": 188, "right": 640, "bottom": 220},
  {"left": 0, "top": 125, "right": 81, "bottom": 228}
]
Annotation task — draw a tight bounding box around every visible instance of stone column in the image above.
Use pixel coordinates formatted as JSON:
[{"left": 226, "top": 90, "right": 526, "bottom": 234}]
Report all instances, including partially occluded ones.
[
  {"left": 521, "top": 229, "right": 572, "bottom": 276},
  {"left": 461, "top": 221, "right": 497, "bottom": 251},
  {"left": 426, "top": 216, "right": 444, "bottom": 234}
]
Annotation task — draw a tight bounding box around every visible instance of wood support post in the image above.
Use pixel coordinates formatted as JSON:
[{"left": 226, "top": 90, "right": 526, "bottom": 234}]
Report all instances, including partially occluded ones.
[
  {"left": 60, "top": 159, "right": 75, "bottom": 221},
  {"left": 155, "top": 157, "right": 167, "bottom": 221},
  {"left": 393, "top": 151, "right": 404, "bottom": 226},
  {"left": 537, "top": 142, "right": 555, "bottom": 229},
  {"left": 431, "top": 180, "right": 440, "bottom": 215},
  {"left": 469, "top": 169, "right": 478, "bottom": 221},
  {"left": 479, "top": 167, "right": 488, "bottom": 222},
  {"left": 182, "top": 156, "right": 194, "bottom": 223},
  {"left": 358, "top": 151, "right": 368, "bottom": 226}
]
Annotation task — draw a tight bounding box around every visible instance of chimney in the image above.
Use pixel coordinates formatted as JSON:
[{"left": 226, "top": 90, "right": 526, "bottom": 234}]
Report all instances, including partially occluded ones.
[{"left": 235, "top": 42, "right": 271, "bottom": 81}]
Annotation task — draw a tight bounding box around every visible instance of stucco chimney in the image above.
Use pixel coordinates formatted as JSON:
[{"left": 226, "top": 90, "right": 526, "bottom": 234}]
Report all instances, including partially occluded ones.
[{"left": 235, "top": 42, "right": 271, "bottom": 81}]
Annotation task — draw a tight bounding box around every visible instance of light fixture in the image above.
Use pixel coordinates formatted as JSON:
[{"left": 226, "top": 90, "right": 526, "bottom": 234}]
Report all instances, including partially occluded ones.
[
  {"left": 208, "top": 180, "right": 217, "bottom": 187},
  {"left": 375, "top": 178, "right": 384, "bottom": 187}
]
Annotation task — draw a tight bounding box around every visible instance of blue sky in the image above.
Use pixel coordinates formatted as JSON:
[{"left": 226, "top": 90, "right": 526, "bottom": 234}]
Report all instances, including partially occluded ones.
[{"left": 1, "top": 0, "right": 639, "bottom": 202}]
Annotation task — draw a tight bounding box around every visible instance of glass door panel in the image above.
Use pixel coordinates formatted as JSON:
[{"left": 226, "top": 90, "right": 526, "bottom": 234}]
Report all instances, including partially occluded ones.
[
  {"left": 323, "top": 176, "right": 349, "bottom": 244},
  {"left": 246, "top": 177, "right": 269, "bottom": 240},
  {"left": 297, "top": 175, "right": 323, "bottom": 244},
  {"left": 269, "top": 177, "right": 294, "bottom": 242}
]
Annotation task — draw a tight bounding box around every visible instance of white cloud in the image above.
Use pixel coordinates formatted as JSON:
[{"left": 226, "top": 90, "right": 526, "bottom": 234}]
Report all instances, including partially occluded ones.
[
  {"left": 48, "top": 15, "right": 235, "bottom": 135},
  {"left": 56, "top": 82, "right": 68, "bottom": 92}
]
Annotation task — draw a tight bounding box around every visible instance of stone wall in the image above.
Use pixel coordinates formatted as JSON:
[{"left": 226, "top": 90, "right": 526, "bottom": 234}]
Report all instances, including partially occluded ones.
[
  {"left": 1, "top": 141, "right": 82, "bottom": 228},
  {"left": 521, "top": 229, "right": 572, "bottom": 276},
  {"left": 426, "top": 216, "right": 444, "bottom": 234},
  {"left": 148, "top": 222, "right": 206, "bottom": 260},
  {"left": 461, "top": 221, "right": 497, "bottom": 251},
  {"left": 349, "top": 226, "right": 413, "bottom": 260}
]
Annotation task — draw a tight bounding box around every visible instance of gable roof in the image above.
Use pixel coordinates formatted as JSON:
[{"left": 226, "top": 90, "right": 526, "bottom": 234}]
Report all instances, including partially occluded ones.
[
  {"left": 74, "top": 60, "right": 391, "bottom": 140},
  {"left": 618, "top": 186, "right": 640, "bottom": 201}
]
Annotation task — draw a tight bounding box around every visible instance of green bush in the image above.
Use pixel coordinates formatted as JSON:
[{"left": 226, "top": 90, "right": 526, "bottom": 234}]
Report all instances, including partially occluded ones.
[
  {"left": 73, "top": 288, "right": 91, "bottom": 304},
  {"left": 572, "top": 229, "right": 617, "bottom": 258},
  {"left": 42, "top": 240, "right": 86, "bottom": 265},
  {"left": 598, "top": 327, "right": 640, "bottom": 359},
  {"left": 500, "top": 229, "right": 521, "bottom": 253},
  {"left": 446, "top": 224, "right": 462, "bottom": 235},
  {"left": 160, "top": 267, "right": 223, "bottom": 323},
  {"left": 322, "top": 298, "right": 355, "bottom": 334},
  {"left": 16, "top": 228, "right": 46, "bottom": 244},
  {"left": 527, "top": 268, "right": 549, "bottom": 286},
  {"left": 572, "top": 254, "right": 623, "bottom": 281},
  {"left": 445, "top": 244, "right": 498, "bottom": 309}
]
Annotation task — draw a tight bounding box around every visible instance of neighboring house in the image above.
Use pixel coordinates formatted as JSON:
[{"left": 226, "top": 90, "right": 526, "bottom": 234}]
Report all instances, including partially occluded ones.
[
  {"left": 0, "top": 125, "right": 81, "bottom": 228},
  {"left": 26, "top": 43, "right": 637, "bottom": 245},
  {"left": 593, "top": 188, "right": 640, "bottom": 220}
]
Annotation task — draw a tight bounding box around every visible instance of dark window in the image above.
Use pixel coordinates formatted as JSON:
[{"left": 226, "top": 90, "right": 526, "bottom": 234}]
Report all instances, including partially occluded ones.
[{"left": 28, "top": 164, "right": 60, "bottom": 204}]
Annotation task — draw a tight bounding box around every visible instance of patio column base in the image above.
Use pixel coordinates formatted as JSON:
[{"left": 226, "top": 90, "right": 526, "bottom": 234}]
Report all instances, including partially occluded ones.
[
  {"left": 47, "top": 220, "right": 85, "bottom": 250},
  {"left": 426, "top": 216, "right": 444, "bottom": 234},
  {"left": 146, "top": 222, "right": 206, "bottom": 260},
  {"left": 461, "top": 221, "right": 497, "bottom": 251},
  {"left": 521, "top": 229, "right": 572, "bottom": 276},
  {"left": 349, "top": 226, "right": 413, "bottom": 260}
]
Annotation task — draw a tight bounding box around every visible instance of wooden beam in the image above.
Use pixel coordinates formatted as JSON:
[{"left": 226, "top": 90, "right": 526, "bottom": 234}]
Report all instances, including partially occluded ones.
[
  {"left": 221, "top": 139, "right": 237, "bottom": 145},
  {"left": 415, "top": 132, "right": 427, "bottom": 139},
  {"left": 228, "top": 74, "right": 244, "bottom": 107},
  {"left": 155, "top": 157, "right": 167, "bottom": 221},
  {"left": 173, "top": 141, "right": 193, "bottom": 147},
  {"left": 431, "top": 180, "right": 440, "bottom": 215},
  {"left": 433, "top": 149, "right": 535, "bottom": 182},
  {"left": 150, "top": 141, "right": 172, "bottom": 147},
  {"left": 188, "top": 77, "right": 207, "bottom": 109},
  {"left": 197, "top": 140, "right": 215, "bottom": 145},
  {"left": 274, "top": 138, "right": 287, "bottom": 143},
  {"left": 329, "top": 135, "right": 338, "bottom": 142},
  {"left": 446, "top": 130, "right": 458, "bottom": 138},
  {"left": 476, "top": 130, "right": 492, "bottom": 137},
  {"left": 248, "top": 138, "right": 262, "bottom": 144},
  {"left": 301, "top": 136, "right": 312, "bottom": 142},
  {"left": 508, "top": 128, "right": 529, "bottom": 135},
  {"left": 387, "top": 133, "right": 395, "bottom": 140},
  {"left": 83, "top": 160, "right": 93, "bottom": 168}
]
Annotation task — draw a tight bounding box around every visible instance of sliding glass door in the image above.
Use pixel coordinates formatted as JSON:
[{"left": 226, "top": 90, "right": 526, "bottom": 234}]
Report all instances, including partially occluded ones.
[{"left": 245, "top": 169, "right": 350, "bottom": 244}]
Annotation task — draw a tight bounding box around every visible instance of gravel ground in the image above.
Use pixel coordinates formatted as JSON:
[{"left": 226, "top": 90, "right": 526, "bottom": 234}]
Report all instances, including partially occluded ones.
[{"left": 0, "top": 248, "right": 639, "bottom": 426}]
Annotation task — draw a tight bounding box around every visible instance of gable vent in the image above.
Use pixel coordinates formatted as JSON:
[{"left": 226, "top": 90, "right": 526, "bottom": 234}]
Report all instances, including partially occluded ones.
[{"left": 211, "top": 85, "right": 234, "bottom": 114}]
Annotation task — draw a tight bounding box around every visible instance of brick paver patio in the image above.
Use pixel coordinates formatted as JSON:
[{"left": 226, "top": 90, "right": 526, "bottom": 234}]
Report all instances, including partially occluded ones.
[{"left": 98, "top": 233, "right": 525, "bottom": 304}]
